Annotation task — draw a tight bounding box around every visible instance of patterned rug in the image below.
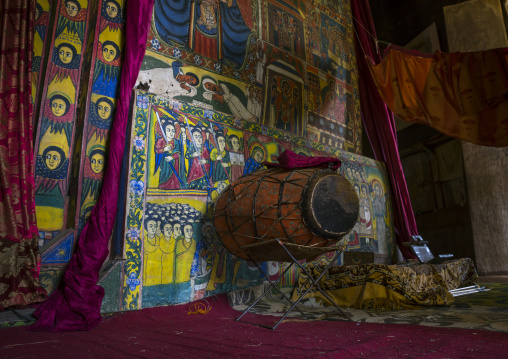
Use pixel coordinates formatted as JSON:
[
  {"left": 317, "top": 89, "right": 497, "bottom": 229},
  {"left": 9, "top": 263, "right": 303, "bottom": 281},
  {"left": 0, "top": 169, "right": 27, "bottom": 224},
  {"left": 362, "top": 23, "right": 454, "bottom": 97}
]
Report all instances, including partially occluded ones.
[{"left": 228, "top": 282, "right": 508, "bottom": 332}]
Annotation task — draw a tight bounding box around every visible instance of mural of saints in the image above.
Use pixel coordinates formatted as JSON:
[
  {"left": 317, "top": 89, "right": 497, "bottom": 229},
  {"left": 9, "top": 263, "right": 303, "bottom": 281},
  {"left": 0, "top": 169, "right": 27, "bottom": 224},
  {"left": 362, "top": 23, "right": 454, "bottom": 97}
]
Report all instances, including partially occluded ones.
[
  {"left": 185, "top": 125, "right": 211, "bottom": 190},
  {"left": 371, "top": 179, "right": 389, "bottom": 254},
  {"left": 153, "top": 114, "right": 186, "bottom": 190},
  {"left": 209, "top": 130, "right": 231, "bottom": 184},
  {"left": 243, "top": 144, "right": 265, "bottom": 175},
  {"left": 153, "top": 0, "right": 253, "bottom": 69},
  {"left": 142, "top": 202, "right": 202, "bottom": 306},
  {"left": 227, "top": 134, "right": 244, "bottom": 181}
]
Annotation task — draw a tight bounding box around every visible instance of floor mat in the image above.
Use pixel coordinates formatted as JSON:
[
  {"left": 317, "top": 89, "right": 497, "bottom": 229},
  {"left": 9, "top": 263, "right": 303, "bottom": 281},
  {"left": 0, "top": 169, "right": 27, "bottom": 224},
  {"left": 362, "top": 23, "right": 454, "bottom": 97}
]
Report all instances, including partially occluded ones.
[{"left": 228, "top": 282, "right": 508, "bottom": 332}]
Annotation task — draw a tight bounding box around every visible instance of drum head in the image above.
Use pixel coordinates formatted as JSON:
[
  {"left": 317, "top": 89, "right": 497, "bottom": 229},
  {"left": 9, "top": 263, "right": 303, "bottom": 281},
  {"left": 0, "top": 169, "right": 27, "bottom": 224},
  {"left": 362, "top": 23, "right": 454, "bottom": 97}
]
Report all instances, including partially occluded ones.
[{"left": 301, "top": 170, "right": 359, "bottom": 239}]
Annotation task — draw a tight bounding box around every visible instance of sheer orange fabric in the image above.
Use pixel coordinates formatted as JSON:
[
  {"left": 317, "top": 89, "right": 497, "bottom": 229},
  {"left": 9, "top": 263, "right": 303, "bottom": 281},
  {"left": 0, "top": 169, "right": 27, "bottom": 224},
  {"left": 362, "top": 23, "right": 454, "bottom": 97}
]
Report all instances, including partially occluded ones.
[{"left": 367, "top": 46, "right": 508, "bottom": 147}]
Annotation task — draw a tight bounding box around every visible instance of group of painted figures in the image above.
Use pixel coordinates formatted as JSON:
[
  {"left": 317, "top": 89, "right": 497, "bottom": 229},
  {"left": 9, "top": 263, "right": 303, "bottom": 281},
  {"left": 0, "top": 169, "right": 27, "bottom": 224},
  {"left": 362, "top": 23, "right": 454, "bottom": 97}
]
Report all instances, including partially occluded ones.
[
  {"left": 142, "top": 202, "right": 259, "bottom": 304},
  {"left": 154, "top": 113, "right": 265, "bottom": 192}
]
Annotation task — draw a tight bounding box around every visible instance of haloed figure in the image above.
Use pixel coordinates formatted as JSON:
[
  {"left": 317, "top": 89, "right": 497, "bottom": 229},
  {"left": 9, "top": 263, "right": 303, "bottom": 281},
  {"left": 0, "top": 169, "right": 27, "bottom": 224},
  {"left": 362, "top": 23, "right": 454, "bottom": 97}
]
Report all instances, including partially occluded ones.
[
  {"left": 50, "top": 94, "right": 70, "bottom": 117},
  {"left": 102, "top": 41, "right": 120, "bottom": 63},
  {"left": 64, "top": 0, "right": 80, "bottom": 17},
  {"left": 89, "top": 149, "right": 106, "bottom": 174}
]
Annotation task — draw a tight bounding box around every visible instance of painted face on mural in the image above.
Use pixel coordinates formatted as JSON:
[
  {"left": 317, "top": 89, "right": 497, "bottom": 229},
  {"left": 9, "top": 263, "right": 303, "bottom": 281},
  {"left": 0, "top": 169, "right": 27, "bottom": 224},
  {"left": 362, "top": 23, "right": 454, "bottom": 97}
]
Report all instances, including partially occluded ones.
[
  {"left": 103, "top": 44, "right": 118, "bottom": 63},
  {"left": 165, "top": 124, "right": 176, "bottom": 141},
  {"left": 45, "top": 150, "right": 62, "bottom": 170},
  {"left": 178, "top": 73, "right": 198, "bottom": 86},
  {"left": 51, "top": 98, "right": 68, "bottom": 117},
  {"left": 231, "top": 136, "right": 240, "bottom": 151},
  {"left": 217, "top": 136, "right": 226, "bottom": 152},
  {"left": 253, "top": 149, "right": 264, "bottom": 163},
  {"left": 105, "top": 1, "right": 119, "bottom": 18},
  {"left": 90, "top": 152, "right": 105, "bottom": 174},
  {"left": 97, "top": 100, "right": 112, "bottom": 120},
  {"left": 146, "top": 220, "right": 157, "bottom": 236},
  {"left": 58, "top": 45, "right": 74, "bottom": 64},
  {"left": 193, "top": 131, "right": 203, "bottom": 148},
  {"left": 183, "top": 224, "right": 193, "bottom": 240},
  {"left": 203, "top": 224, "right": 214, "bottom": 240},
  {"left": 65, "top": 0, "right": 80, "bottom": 17},
  {"left": 173, "top": 223, "right": 182, "bottom": 238},
  {"left": 217, "top": 181, "right": 227, "bottom": 193},
  {"left": 163, "top": 223, "right": 172, "bottom": 239},
  {"left": 374, "top": 183, "right": 382, "bottom": 198}
]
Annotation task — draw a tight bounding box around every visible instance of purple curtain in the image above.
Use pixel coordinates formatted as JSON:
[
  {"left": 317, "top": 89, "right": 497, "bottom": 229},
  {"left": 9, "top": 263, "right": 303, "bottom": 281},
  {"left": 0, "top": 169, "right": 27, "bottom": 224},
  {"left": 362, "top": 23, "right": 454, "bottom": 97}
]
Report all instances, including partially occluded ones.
[
  {"left": 30, "top": 0, "right": 155, "bottom": 331},
  {"left": 351, "top": 0, "right": 417, "bottom": 259}
]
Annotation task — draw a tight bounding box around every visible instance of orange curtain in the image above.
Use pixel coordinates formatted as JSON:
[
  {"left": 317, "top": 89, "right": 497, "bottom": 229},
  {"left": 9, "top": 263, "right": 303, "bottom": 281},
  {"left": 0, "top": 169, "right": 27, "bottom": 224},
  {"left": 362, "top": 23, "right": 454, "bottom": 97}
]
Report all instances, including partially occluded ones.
[
  {"left": 368, "top": 46, "right": 508, "bottom": 147},
  {"left": 0, "top": 0, "right": 47, "bottom": 309}
]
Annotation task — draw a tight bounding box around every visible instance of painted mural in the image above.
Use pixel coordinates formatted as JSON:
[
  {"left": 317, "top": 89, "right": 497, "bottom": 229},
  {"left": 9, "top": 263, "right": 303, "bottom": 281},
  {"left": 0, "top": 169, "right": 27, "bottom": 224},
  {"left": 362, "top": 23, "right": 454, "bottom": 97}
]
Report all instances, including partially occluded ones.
[
  {"left": 122, "top": 91, "right": 394, "bottom": 310},
  {"left": 141, "top": 0, "right": 361, "bottom": 153},
  {"left": 72, "top": 0, "right": 126, "bottom": 233},
  {"left": 33, "top": 0, "right": 96, "bottom": 234},
  {"left": 32, "top": 0, "right": 54, "bottom": 126}
]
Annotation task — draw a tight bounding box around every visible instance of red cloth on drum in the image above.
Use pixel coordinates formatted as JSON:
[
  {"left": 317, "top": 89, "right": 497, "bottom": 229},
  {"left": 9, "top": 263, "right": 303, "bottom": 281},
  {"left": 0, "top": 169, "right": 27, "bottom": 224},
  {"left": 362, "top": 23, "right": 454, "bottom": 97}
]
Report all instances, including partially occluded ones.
[{"left": 263, "top": 150, "right": 341, "bottom": 170}]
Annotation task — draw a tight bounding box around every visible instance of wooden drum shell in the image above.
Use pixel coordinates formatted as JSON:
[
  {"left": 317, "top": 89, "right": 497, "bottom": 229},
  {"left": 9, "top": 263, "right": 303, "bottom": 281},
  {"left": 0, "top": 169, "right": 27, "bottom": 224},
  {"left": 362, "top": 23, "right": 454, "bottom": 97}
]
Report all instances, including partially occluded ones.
[{"left": 213, "top": 167, "right": 359, "bottom": 261}]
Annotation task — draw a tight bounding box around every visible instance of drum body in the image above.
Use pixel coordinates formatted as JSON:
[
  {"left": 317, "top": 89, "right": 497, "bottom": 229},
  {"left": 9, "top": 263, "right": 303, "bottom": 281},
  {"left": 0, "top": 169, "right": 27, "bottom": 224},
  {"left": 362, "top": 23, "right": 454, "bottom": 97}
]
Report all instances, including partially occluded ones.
[{"left": 213, "top": 167, "right": 359, "bottom": 260}]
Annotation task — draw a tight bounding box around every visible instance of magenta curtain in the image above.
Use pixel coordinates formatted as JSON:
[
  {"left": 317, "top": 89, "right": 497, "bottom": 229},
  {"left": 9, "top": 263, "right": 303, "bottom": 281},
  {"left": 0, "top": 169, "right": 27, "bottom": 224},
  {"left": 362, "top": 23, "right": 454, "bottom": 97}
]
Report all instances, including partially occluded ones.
[
  {"left": 0, "top": 0, "right": 47, "bottom": 309},
  {"left": 30, "top": 0, "right": 155, "bottom": 331},
  {"left": 351, "top": 0, "right": 417, "bottom": 259}
]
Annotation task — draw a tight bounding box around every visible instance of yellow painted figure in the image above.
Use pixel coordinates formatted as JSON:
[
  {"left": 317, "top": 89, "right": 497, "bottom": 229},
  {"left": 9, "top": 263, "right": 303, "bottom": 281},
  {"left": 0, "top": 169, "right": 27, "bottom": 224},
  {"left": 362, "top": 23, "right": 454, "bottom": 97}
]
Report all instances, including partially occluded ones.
[
  {"left": 160, "top": 221, "right": 176, "bottom": 284},
  {"left": 174, "top": 224, "right": 196, "bottom": 283},
  {"left": 143, "top": 219, "right": 163, "bottom": 285}
]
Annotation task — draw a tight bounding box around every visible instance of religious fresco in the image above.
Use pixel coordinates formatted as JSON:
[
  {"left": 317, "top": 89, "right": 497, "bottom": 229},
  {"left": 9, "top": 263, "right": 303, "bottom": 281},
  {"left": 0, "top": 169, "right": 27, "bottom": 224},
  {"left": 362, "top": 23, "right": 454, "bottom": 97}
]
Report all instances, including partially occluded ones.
[
  {"left": 71, "top": 0, "right": 125, "bottom": 233},
  {"left": 144, "top": 0, "right": 361, "bottom": 153},
  {"left": 32, "top": 0, "right": 54, "bottom": 125},
  {"left": 121, "top": 91, "right": 394, "bottom": 310},
  {"left": 33, "top": 0, "right": 96, "bottom": 233}
]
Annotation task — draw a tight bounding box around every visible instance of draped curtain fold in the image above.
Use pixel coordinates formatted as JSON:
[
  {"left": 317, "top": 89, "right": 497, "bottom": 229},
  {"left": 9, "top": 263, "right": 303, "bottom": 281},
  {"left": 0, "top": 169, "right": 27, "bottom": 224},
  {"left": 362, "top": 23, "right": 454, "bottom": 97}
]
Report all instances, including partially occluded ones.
[
  {"left": 352, "top": 0, "right": 417, "bottom": 259},
  {"left": 30, "top": 0, "right": 155, "bottom": 331},
  {"left": 0, "top": 0, "right": 47, "bottom": 309},
  {"left": 367, "top": 45, "right": 508, "bottom": 147}
]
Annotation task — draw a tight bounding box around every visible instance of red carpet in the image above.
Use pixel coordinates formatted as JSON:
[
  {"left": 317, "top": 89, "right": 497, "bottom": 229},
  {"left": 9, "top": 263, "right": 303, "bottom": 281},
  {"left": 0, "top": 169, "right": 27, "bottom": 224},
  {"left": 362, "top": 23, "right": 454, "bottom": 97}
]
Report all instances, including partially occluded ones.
[{"left": 1, "top": 294, "right": 508, "bottom": 358}]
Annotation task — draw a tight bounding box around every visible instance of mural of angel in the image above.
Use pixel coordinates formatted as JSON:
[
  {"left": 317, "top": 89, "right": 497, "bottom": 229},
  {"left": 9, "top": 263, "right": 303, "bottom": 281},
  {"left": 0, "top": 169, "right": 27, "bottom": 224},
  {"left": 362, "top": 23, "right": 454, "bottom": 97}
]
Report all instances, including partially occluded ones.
[
  {"left": 56, "top": 0, "right": 88, "bottom": 42},
  {"left": 51, "top": 41, "right": 81, "bottom": 84},
  {"left": 88, "top": 96, "right": 115, "bottom": 139},
  {"left": 100, "top": 0, "right": 123, "bottom": 32}
]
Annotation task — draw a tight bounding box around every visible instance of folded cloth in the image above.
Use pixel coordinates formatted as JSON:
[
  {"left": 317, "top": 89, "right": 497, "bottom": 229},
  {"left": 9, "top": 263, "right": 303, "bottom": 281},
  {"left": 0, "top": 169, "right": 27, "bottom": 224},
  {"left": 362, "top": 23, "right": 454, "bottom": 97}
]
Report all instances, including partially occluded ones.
[
  {"left": 293, "top": 258, "right": 478, "bottom": 309},
  {"left": 263, "top": 149, "right": 341, "bottom": 170}
]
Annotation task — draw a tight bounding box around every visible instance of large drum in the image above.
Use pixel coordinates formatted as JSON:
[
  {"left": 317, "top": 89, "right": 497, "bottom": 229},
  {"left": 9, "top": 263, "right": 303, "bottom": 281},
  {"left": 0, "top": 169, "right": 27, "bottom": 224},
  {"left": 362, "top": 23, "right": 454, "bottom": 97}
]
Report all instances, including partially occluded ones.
[{"left": 213, "top": 167, "right": 359, "bottom": 261}]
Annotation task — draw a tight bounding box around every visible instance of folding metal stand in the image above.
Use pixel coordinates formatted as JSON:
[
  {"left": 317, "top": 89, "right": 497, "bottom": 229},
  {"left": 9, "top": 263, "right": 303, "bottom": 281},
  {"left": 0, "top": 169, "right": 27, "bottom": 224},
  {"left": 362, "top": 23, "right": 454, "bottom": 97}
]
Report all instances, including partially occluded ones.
[{"left": 235, "top": 239, "right": 352, "bottom": 330}]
